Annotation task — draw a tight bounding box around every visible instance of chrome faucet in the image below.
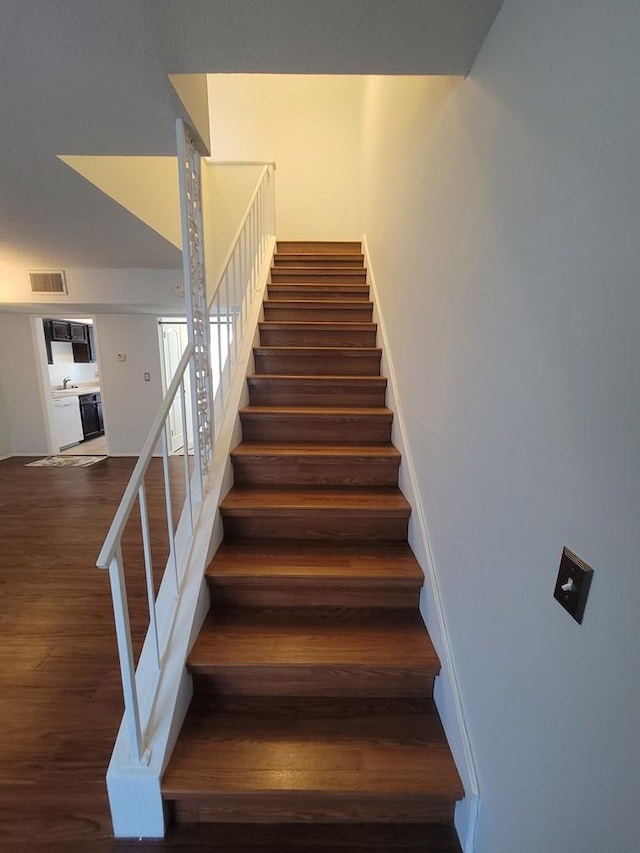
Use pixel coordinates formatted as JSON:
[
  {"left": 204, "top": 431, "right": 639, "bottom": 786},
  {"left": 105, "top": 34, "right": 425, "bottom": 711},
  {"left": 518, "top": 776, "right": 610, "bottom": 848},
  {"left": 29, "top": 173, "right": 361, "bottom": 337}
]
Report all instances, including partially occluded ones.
[{"left": 62, "top": 376, "right": 72, "bottom": 389}]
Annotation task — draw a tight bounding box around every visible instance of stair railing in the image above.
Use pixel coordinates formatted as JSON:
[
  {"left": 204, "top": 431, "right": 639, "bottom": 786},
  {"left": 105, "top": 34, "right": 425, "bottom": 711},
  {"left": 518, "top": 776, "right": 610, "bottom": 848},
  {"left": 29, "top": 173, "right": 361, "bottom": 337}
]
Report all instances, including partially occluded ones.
[
  {"left": 96, "top": 119, "right": 275, "bottom": 768},
  {"left": 208, "top": 161, "right": 275, "bottom": 436},
  {"left": 96, "top": 342, "right": 196, "bottom": 765}
]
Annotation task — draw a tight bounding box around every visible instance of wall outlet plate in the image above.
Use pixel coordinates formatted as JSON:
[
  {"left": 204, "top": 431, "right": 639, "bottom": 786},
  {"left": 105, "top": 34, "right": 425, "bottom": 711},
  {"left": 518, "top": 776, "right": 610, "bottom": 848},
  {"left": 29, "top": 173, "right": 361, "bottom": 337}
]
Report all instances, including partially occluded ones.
[{"left": 553, "top": 547, "right": 594, "bottom": 624}]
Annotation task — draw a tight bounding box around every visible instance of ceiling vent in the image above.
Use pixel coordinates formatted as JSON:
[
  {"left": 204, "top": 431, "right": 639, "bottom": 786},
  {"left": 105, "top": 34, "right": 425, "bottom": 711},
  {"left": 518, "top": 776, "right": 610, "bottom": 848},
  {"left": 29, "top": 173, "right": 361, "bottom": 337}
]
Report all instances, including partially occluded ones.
[{"left": 29, "top": 270, "right": 67, "bottom": 294}]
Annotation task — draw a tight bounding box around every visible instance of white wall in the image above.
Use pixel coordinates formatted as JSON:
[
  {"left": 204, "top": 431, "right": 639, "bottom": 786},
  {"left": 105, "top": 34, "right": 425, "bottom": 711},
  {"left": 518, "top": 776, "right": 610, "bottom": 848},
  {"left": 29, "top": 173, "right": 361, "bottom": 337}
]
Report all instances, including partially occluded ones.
[
  {"left": 94, "top": 314, "right": 163, "bottom": 455},
  {"left": 59, "top": 156, "right": 181, "bottom": 249},
  {"left": 208, "top": 74, "right": 362, "bottom": 240},
  {"left": 0, "top": 313, "right": 49, "bottom": 454},
  {"left": 360, "top": 3, "right": 640, "bottom": 852},
  {"left": 169, "top": 73, "right": 211, "bottom": 153},
  {"left": 0, "top": 265, "right": 183, "bottom": 313},
  {"left": 202, "top": 162, "right": 265, "bottom": 300}
]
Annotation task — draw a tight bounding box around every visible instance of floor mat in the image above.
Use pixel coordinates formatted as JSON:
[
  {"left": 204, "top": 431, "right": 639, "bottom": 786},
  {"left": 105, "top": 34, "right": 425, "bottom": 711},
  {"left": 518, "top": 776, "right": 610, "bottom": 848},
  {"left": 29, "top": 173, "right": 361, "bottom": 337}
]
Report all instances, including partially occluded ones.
[{"left": 26, "top": 455, "right": 107, "bottom": 468}]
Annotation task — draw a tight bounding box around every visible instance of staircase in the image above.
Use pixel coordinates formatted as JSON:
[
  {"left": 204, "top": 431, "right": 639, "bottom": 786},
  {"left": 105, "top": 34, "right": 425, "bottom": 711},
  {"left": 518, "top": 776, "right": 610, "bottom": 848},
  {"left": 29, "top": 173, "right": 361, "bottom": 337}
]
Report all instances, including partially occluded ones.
[{"left": 162, "top": 241, "right": 464, "bottom": 851}]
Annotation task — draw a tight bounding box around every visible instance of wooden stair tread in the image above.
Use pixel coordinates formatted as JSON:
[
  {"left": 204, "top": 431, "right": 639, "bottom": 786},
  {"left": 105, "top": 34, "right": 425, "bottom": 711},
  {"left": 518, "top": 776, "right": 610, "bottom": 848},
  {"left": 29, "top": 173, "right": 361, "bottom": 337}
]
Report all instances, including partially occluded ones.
[
  {"left": 246, "top": 376, "right": 387, "bottom": 399},
  {"left": 254, "top": 346, "right": 382, "bottom": 355},
  {"left": 260, "top": 321, "right": 377, "bottom": 330},
  {"left": 188, "top": 608, "right": 438, "bottom": 669},
  {"left": 263, "top": 303, "right": 373, "bottom": 321},
  {"left": 252, "top": 348, "right": 383, "bottom": 376},
  {"left": 259, "top": 323, "right": 378, "bottom": 349},
  {"left": 270, "top": 269, "right": 368, "bottom": 277},
  {"left": 206, "top": 540, "right": 422, "bottom": 581},
  {"left": 267, "top": 281, "right": 370, "bottom": 302},
  {"left": 258, "top": 322, "right": 378, "bottom": 332},
  {"left": 187, "top": 695, "right": 434, "bottom": 715},
  {"left": 247, "top": 375, "right": 386, "bottom": 384},
  {"left": 163, "top": 703, "right": 461, "bottom": 799},
  {"left": 269, "top": 266, "right": 367, "bottom": 285},
  {"left": 276, "top": 241, "right": 362, "bottom": 254},
  {"left": 239, "top": 408, "right": 393, "bottom": 446},
  {"left": 274, "top": 252, "right": 365, "bottom": 260},
  {"left": 264, "top": 299, "right": 372, "bottom": 308},
  {"left": 205, "top": 540, "right": 421, "bottom": 607},
  {"left": 220, "top": 486, "right": 410, "bottom": 514},
  {"left": 274, "top": 258, "right": 366, "bottom": 268},
  {"left": 231, "top": 443, "right": 400, "bottom": 458},
  {"left": 272, "top": 258, "right": 365, "bottom": 264},
  {"left": 231, "top": 445, "right": 401, "bottom": 490},
  {"left": 268, "top": 284, "right": 370, "bottom": 293},
  {"left": 241, "top": 406, "right": 392, "bottom": 416},
  {"left": 248, "top": 376, "right": 386, "bottom": 407}
]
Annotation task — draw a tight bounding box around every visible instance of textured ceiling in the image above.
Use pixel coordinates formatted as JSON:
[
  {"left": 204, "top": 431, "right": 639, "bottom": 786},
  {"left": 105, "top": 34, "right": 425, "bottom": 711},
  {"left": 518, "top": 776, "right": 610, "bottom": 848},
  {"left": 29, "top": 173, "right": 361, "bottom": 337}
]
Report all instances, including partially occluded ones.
[{"left": 0, "top": 0, "right": 503, "bottom": 271}]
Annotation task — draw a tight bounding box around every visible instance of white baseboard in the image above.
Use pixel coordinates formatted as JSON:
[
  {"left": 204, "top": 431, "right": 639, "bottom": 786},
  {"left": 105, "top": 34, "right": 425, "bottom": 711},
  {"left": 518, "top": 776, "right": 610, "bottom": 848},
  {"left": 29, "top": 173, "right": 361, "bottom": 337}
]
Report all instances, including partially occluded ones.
[
  {"left": 0, "top": 453, "right": 12, "bottom": 462},
  {"left": 363, "top": 234, "right": 479, "bottom": 853}
]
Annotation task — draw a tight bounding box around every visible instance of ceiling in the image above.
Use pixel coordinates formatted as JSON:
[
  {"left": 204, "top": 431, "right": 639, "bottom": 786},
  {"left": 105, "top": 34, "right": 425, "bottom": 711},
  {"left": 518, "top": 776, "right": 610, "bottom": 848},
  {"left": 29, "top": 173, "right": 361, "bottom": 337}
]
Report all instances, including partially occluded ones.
[{"left": 0, "top": 0, "right": 503, "bottom": 271}]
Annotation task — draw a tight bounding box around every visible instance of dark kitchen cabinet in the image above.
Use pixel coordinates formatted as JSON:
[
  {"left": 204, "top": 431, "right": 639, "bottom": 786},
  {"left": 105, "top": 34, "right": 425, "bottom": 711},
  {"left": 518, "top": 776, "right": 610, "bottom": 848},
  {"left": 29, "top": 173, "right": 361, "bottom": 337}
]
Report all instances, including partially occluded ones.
[
  {"left": 79, "top": 393, "right": 104, "bottom": 440},
  {"left": 42, "top": 320, "right": 53, "bottom": 364},
  {"left": 50, "top": 319, "right": 71, "bottom": 341},
  {"left": 72, "top": 325, "right": 97, "bottom": 363},
  {"left": 43, "top": 318, "right": 96, "bottom": 364},
  {"left": 70, "top": 323, "right": 87, "bottom": 343}
]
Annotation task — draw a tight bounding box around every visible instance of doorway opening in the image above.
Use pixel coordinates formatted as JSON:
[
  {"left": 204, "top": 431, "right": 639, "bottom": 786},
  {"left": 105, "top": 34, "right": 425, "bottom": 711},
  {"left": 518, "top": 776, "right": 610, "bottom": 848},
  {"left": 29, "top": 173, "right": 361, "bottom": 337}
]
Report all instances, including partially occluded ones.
[
  {"left": 35, "top": 315, "right": 109, "bottom": 456},
  {"left": 158, "top": 314, "right": 233, "bottom": 455}
]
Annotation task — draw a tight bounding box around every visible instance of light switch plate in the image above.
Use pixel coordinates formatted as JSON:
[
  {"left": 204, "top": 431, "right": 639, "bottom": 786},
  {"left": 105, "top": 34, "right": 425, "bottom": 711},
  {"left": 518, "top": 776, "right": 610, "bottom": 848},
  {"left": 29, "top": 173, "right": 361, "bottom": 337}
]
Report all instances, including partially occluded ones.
[{"left": 553, "top": 547, "right": 594, "bottom": 624}]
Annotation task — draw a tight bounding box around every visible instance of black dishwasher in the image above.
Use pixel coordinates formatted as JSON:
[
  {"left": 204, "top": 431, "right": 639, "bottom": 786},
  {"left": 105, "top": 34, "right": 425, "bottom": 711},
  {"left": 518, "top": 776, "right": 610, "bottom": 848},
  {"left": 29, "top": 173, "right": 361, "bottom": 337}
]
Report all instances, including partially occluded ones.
[{"left": 79, "top": 393, "right": 104, "bottom": 440}]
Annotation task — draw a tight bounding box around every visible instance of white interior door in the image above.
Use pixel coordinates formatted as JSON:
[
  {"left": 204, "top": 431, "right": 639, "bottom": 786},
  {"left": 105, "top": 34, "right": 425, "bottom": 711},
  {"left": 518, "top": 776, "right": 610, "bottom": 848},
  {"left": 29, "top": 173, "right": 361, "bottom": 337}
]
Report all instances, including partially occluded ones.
[
  {"left": 179, "top": 322, "right": 193, "bottom": 452},
  {"left": 161, "top": 323, "right": 192, "bottom": 454}
]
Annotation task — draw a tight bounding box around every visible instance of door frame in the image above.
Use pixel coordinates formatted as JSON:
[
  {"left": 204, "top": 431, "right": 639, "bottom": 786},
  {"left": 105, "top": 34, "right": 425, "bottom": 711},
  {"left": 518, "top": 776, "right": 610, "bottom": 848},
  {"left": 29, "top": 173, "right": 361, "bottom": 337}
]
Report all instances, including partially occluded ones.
[
  {"left": 32, "top": 313, "right": 109, "bottom": 456},
  {"left": 158, "top": 317, "right": 192, "bottom": 454}
]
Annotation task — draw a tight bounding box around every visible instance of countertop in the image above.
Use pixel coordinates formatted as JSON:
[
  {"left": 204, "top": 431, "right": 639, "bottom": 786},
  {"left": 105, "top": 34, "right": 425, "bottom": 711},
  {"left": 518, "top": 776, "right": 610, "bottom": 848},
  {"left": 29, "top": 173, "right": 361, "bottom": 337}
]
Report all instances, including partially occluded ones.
[{"left": 51, "top": 385, "right": 101, "bottom": 400}]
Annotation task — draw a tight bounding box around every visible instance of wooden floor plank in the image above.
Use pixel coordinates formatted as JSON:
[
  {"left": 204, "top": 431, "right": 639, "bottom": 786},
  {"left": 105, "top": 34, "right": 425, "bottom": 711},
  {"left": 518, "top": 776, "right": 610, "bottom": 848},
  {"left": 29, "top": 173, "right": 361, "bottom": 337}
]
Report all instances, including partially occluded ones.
[{"left": 0, "top": 456, "right": 192, "bottom": 849}]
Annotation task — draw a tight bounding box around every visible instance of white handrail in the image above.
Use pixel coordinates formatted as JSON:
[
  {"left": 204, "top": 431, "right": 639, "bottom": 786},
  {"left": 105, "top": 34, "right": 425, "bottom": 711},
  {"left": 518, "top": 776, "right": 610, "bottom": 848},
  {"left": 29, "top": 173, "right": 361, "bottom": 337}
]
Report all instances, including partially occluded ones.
[
  {"left": 208, "top": 164, "right": 270, "bottom": 307},
  {"left": 204, "top": 159, "right": 277, "bottom": 168},
  {"left": 96, "top": 341, "right": 195, "bottom": 570}
]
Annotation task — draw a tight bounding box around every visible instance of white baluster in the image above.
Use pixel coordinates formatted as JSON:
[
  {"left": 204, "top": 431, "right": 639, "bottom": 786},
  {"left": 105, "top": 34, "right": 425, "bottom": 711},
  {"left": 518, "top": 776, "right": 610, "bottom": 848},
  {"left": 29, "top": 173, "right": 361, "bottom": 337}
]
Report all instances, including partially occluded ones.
[
  {"left": 179, "top": 378, "right": 193, "bottom": 534},
  {"left": 215, "top": 291, "right": 224, "bottom": 418},
  {"left": 138, "top": 481, "right": 160, "bottom": 670},
  {"left": 161, "top": 429, "right": 179, "bottom": 594},
  {"left": 108, "top": 547, "right": 146, "bottom": 765}
]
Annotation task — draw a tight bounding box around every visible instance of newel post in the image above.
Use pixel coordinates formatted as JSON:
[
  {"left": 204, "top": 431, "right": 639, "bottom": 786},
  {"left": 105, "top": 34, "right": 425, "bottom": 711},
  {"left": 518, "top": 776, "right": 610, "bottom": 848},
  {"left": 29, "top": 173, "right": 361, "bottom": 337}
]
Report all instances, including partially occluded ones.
[{"left": 176, "top": 119, "right": 214, "bottom": 503}]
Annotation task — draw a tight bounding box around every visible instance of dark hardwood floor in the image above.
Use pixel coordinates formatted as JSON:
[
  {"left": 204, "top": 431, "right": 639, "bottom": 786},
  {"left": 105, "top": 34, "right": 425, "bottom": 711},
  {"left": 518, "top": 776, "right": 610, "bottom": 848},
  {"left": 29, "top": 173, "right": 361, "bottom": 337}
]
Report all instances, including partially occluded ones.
[{"left": 0, "top": 455, "right": 200, "bottom": 851}]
